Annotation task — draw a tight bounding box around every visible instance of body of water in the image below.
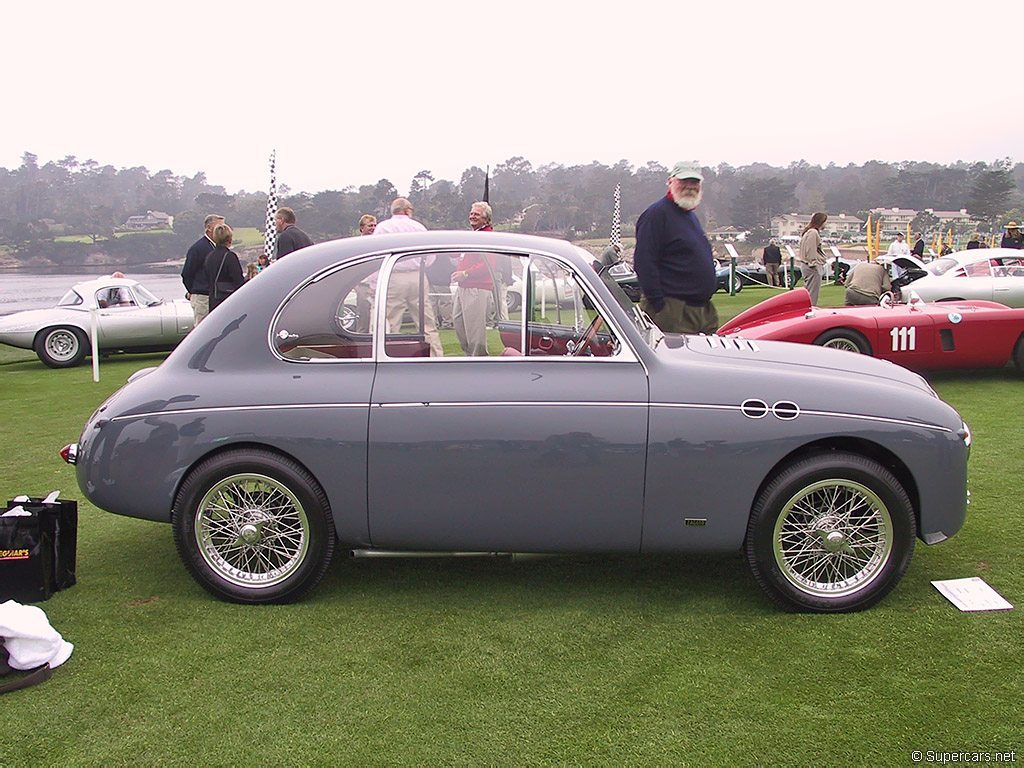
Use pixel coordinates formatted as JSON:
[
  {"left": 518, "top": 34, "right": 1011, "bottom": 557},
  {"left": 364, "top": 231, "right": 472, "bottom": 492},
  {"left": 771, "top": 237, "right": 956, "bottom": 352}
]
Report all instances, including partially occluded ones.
[{"left": 0, "top": 267, "right": 187, "bottom": 315}]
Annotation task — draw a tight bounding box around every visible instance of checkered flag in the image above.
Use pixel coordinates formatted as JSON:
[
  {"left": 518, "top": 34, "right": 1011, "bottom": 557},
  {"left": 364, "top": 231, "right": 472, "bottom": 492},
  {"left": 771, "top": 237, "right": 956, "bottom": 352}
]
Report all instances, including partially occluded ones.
[
  {"left": 610, "top": 183, "right": 622, "bottom": 250},
  {"left": 264, "top": 150, "right": 278, "bottom": 261}
]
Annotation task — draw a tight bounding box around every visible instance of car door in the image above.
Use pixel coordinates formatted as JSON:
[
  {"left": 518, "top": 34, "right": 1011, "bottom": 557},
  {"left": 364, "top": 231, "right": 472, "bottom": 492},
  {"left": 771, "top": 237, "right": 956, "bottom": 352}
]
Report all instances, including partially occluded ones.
[
  {"left": 871, "top": 309, "right": 936, "bottom": 366},
  {"left": 992, "top": 256, "right": 1024, "bottom": 306},
  {"left": 95, "top": 285, "right": 163, "bottom": 344},
  {"left": 367, "top": 250, "right": 649, "bottom": 553}
]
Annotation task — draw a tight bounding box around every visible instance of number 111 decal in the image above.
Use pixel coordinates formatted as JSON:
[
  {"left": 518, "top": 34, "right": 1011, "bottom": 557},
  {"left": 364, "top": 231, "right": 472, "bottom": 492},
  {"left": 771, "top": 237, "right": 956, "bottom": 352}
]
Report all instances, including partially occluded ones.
[{"left": 890, "top": 326, "right": 916, "bottom": 352}]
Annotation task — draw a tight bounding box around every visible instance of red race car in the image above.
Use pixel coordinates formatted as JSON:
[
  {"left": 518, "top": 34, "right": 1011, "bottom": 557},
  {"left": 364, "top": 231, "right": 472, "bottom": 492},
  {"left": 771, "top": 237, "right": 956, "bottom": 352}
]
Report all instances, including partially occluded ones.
[{"left": 718, "top": 288, "right": 1024, "bottom": 372}]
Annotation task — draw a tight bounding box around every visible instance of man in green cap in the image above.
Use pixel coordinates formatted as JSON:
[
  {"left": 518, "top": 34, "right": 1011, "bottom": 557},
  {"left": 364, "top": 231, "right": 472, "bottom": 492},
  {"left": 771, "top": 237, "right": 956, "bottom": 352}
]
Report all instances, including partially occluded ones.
[{"left": 632, "top": 161, "right": 718, "bottom": 334}]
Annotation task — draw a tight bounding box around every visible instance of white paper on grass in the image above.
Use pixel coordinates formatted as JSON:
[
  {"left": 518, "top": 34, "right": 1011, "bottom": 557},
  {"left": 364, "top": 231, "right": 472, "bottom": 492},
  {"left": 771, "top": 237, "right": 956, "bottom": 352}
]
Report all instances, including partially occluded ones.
[{"left": 931, "top": 577, "right": 1013, "bottom": 611}]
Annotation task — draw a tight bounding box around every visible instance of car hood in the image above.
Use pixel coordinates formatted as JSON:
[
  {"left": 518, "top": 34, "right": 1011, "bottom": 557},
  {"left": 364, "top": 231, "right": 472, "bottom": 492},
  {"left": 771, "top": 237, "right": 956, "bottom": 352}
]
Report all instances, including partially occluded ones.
[{"left": 656, "top": 331, "right": 935, "bottom": 394}]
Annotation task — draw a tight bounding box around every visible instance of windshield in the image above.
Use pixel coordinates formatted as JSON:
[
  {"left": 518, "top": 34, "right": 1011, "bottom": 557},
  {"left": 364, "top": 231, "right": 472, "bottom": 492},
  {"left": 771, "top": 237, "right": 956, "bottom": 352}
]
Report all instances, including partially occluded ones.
[
  {"left": 133, "top": 283, "right": 162, "bottom": 306},
  {"left": 928, "top": 258, "right": 959, "bottom": 276},
  {"left": 57, "top": 289, "right": 83, "bottom": 307}
]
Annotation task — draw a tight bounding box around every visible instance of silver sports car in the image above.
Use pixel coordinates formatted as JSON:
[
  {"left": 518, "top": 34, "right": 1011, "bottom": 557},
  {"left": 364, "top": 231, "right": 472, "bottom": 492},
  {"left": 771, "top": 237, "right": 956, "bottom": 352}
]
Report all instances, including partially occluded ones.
[
  {"left": 62, "top": 232, "right": 971, "bottom": 612},
  {"left": 901, "top": 248, "right": 1024, "bottom": 305},
  {"left": 0, "top": 276, "right": 194, "bottom": 367}
]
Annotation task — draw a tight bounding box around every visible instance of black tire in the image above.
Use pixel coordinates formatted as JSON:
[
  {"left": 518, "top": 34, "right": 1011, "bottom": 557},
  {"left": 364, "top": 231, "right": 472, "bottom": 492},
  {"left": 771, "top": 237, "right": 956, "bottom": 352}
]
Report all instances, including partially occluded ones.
[
  {"left": 813, "top": 328, "right": 871, "bottom": 355},
  {"left": 172, "top": 449, "right": 336, "bottom": 604},
  {"left": 1013, "top": 335, "right": 1024, "bottom": 373},
  {"left": 34, "top": 326, "right": 88, "bottom": 368},
  {"left": 745, "top": 452, "right": 915, "bottom": 612}
]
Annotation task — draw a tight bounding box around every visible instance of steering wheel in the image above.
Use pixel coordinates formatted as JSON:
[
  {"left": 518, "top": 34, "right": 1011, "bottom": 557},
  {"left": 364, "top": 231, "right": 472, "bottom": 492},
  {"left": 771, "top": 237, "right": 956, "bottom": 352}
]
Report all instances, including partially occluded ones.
[
  {"left": 572, "top": 316, "right": 604, "bottom": 356},
  {"left": 878, "top": 291, "right": 894, "bottom": 309}
]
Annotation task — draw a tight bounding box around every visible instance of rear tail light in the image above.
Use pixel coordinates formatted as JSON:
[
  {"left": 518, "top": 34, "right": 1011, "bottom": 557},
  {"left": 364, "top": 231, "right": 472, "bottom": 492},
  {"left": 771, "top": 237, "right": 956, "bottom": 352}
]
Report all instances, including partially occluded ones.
[{"left": 60, "top": 443, "right": 78, "bottom": 465}]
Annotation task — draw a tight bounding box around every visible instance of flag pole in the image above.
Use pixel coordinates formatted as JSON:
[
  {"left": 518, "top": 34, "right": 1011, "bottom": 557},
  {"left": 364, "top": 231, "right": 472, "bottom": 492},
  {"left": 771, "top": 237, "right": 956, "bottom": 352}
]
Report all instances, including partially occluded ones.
[
  {"left": 264, "top": 150, "right": 279, "bottom": 261},
  {"left": 610, "top": 184, "right": 622, "bottom": 252}
]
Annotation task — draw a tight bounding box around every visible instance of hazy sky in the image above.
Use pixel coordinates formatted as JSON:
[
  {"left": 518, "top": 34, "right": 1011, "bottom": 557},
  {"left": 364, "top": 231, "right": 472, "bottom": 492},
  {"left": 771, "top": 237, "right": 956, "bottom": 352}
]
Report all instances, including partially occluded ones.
[{"left": 5, "top": 1, "right": 1022, "bottom": 195}]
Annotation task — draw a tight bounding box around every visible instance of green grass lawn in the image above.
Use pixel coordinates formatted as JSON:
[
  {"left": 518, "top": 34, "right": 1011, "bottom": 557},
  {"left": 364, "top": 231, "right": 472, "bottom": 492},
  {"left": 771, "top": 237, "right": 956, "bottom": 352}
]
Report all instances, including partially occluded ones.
[{"left": 1, "top": 287, "right": 1020, "bottom": 764}]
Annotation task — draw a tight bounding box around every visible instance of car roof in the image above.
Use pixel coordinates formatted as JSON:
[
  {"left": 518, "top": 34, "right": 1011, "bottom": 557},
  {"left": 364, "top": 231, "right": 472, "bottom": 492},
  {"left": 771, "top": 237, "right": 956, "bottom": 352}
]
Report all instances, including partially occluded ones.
[
  {"left": 945, "top": 247, "right": 1023, "bottom": 266},
  {"left": 70, "top": 276, "right": 141, "bottom": 293}
]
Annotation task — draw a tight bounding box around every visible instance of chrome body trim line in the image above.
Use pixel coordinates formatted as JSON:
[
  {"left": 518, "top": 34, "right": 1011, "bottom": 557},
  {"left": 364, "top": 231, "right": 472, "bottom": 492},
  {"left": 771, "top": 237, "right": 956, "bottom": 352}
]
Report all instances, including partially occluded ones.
[
  {"left": 110, "top": 400, "right": 950, "bottom": 433},
  {"left": 649, "top": 402, "right": 953, "bottom": 432},
  {"left": 110, "top": 403, "right": 368, "bottom": 422}
]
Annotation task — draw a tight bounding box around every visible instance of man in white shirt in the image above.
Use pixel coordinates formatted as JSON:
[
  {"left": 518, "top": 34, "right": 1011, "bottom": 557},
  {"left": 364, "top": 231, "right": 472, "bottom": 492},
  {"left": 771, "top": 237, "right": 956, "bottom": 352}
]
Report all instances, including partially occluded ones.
[
  {"left": 373, "top": 198, "right": 443, "bottom": 356},
  {"left": 886, "top": 232, "right": 911, "bottom": 257}
]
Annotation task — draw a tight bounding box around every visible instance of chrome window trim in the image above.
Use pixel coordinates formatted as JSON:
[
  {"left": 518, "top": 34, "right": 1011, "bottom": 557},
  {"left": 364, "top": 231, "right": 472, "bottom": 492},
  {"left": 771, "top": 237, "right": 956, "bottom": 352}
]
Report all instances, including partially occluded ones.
[{"left": 266, "top": 245, "right": 646, "bottom": 368}]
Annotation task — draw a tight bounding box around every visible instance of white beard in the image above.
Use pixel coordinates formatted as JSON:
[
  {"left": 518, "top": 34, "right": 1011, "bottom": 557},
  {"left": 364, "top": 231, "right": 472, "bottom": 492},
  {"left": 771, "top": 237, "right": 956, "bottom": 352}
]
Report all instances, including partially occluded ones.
[{"left": 671, "top": 188, "right": 702, "bottom": 211}]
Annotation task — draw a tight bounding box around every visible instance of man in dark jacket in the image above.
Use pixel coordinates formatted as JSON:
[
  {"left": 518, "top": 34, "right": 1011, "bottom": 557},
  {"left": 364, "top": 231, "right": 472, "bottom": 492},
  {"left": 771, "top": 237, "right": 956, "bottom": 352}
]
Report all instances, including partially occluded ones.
[
  {"left": 762, "top": 239, "right": 783, "bottom": 286},
  {"left": 633, "top": 161, "right": 718, "bottom": 334},
  {"left": 912, "top": 233, "right": 925, "bottom": 258},
  {"left": 181, "top": 213, "right": 223, "bottom": 325},
  {"left": 1001, "top": 222, "right": 1023, "bottom": 249},
  {"left": 275, "top": 207, "right": 314, "bottom": 258}
]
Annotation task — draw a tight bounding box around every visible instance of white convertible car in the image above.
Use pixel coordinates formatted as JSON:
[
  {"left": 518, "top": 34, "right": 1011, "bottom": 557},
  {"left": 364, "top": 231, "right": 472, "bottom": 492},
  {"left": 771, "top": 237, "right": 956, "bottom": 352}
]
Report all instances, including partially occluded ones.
[{"left": 0, "top": 276, "right": 194, "bottom": 367}]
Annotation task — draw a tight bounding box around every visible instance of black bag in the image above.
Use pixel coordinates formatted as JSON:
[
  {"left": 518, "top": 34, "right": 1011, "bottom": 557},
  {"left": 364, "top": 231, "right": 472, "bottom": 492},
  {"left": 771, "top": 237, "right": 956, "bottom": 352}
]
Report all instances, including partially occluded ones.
[
  {"left": 0, "top": 644, "right": 52, "bottom": 694},
  {"left": 0, "top": 496, "right": 78, "bottom": 603}
]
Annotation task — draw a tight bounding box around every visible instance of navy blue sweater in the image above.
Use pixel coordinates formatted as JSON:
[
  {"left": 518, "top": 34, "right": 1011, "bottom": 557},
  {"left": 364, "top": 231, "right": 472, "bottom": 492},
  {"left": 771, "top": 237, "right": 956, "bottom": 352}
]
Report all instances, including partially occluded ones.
[
  {"left": 181, "top": 236, "right": 215, "bottom": 295},
  {"left": 633, "top": 195, "right": 716, "bottom": 305}
]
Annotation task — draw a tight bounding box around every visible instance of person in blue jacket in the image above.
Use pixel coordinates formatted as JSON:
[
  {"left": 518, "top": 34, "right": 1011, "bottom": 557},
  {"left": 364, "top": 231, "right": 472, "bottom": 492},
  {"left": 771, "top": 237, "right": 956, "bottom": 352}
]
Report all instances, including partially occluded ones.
[{"left": 633, "top": 161, "right": 718, "bottom": 334}]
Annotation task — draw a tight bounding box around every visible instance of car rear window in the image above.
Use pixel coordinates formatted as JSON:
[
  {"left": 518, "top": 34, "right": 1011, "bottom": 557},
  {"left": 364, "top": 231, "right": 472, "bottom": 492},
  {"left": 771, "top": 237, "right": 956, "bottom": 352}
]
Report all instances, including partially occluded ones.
[
  {"left": 272, "top": 258, "right": 382, "bottom": 362},
  {"left": 58, "top": 289, "right": 83, "bottom": 307}
]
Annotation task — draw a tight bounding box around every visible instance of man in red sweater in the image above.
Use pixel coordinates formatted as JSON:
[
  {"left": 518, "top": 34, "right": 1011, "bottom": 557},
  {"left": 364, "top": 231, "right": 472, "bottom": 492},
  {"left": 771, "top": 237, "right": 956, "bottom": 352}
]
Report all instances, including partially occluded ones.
[{"left": 452, "top": 202, "right": 495, "bottom": 355}]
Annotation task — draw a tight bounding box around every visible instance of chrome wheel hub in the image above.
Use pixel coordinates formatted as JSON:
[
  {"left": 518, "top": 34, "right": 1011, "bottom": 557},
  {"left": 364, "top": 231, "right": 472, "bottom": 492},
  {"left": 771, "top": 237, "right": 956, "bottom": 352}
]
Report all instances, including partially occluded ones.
[
  {"left": 47, "top": 331, "right": 78, "bottom": 360},
  {"left": 194, "top": 473, "right": 310, "bottom": 588},
  {"left": 773, "top": 479, "right": 893, "bottom": 597}
]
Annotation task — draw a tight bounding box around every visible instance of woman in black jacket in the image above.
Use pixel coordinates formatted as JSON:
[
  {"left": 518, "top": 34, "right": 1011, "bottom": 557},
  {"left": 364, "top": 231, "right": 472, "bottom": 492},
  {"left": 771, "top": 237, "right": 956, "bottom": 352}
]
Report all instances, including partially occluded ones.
[{"left": 204, "top": 223, "right": 245, "bottom": 311}]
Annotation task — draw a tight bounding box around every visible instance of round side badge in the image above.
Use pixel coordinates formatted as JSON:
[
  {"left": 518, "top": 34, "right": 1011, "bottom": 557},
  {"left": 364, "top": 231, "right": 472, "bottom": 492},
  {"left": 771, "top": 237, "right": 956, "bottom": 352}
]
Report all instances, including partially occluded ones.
[{"left": 947, "top": 312, "right": 963, "bottom": 324}]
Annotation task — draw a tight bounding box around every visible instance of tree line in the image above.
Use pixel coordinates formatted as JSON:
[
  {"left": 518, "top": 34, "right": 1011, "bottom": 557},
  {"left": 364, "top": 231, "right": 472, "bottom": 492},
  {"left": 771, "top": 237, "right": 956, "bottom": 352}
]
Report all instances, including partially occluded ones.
[{"left": 1, "top": 152, "right": 1021, "bottom": 265}]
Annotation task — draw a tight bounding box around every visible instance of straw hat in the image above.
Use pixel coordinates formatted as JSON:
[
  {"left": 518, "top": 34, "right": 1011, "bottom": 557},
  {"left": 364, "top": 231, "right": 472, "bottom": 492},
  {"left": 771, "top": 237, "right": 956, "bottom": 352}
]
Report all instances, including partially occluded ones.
[{"left": 1007, "top": 221, "right": 1020, "bottom": 229}]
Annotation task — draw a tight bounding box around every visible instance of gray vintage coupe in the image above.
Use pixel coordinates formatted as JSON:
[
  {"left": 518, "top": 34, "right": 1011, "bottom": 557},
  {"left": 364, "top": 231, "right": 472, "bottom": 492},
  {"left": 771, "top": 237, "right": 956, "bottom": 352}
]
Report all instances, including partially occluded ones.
[{"left": 63, "top": 232, "right": 971, "bottom": 612}]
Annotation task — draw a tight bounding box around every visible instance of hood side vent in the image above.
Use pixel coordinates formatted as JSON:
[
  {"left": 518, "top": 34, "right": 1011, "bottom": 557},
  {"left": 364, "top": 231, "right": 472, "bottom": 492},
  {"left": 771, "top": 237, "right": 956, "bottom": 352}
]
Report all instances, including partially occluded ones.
[
  {"left": 773, "top": 400, "right": 800, "bottom": 420},
  {"left": 741, "top": 398, "right": 770, "bottom": 419}
]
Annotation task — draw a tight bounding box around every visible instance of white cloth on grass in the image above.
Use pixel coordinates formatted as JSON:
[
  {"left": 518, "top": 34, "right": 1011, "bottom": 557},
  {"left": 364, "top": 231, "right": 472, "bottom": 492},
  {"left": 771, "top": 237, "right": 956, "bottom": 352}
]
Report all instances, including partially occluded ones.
[{"left": 0, "top": 600, "right": 74, "bottom": 670}]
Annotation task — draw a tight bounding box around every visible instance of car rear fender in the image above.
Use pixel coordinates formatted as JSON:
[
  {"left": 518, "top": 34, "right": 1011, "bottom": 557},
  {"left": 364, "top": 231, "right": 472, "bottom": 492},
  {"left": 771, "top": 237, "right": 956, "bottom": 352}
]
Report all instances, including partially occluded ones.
[{"left": 170, "top": 440, "right": 336, "bottom": 533}]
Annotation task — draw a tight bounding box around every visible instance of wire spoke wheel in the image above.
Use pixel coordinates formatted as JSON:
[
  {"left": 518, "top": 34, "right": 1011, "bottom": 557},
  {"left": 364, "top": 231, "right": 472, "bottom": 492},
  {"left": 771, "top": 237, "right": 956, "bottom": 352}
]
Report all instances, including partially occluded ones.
[
  {"left": 194, "top": 473, "right": 310, "bottom": 589},
  {"left": 773, "top": 479, "right": 893, "bottom": 598},
  {"left": 747, "top": 452, "right": 913, "bottom": 612},
  {"left": 821, "top": 337, "right": 861, "bottom": 353}
]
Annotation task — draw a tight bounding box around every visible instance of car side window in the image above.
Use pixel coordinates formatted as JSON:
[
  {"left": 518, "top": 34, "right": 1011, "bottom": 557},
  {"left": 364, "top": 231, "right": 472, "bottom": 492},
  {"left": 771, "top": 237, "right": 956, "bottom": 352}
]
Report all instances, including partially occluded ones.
[
  {"left": 384, "top": 251, "right": 527, "bottom": 358},
  {"left": 273, "top": 258, "right": 382, "bottom": 361},
  {"left": 96, "top": 287, "right": 136, "bottom": 308},
  {"left": 963, "top": 261, "right": 992, "bottom": 277},
  {"left": 503, "top": 255, "right": 620, "bottom": 358}
]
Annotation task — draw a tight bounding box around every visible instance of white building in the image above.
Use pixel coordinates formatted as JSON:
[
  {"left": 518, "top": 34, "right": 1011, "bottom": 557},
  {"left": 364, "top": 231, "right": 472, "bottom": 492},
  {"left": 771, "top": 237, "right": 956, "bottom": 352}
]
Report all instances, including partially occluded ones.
[{"left": 772, "top": 213, "right": 863, "bottom": 240}]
